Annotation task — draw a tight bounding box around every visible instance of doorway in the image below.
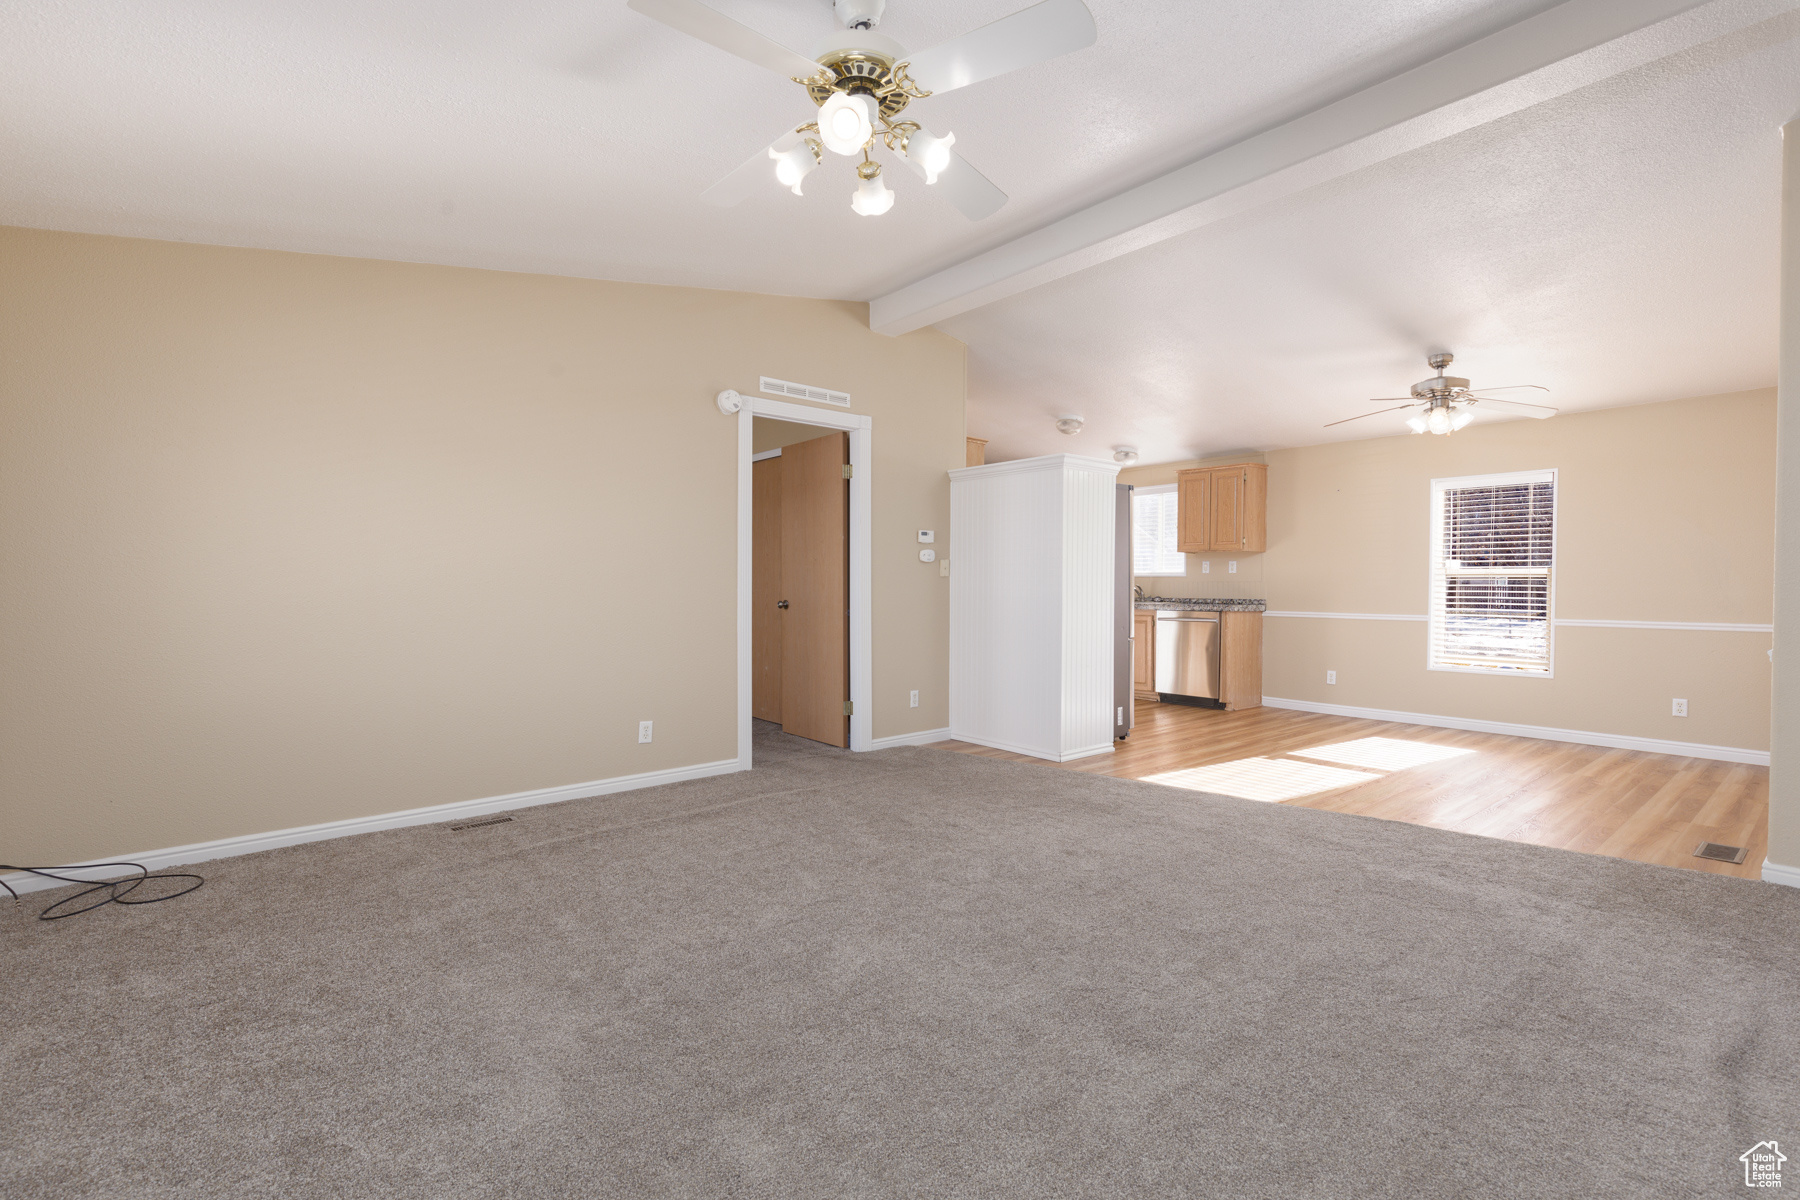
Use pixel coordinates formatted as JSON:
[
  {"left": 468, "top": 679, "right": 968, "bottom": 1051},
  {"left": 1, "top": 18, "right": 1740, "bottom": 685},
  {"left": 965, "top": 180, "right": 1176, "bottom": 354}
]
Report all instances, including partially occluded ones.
[
  {"left": 732, "top": 395, "right": 873, "bottom": 765},
  {"left": 753, "top": 423, "right": 849, "bottom": 747}
]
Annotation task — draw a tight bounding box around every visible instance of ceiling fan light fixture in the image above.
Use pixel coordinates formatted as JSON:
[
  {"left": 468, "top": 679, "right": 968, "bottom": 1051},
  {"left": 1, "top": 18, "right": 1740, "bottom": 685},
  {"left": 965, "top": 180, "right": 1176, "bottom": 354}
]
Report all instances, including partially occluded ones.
[
  {"left": 770, "top": 139, "right": 821, "bottom": 194},
  {"left": 819, "top": 91, "right": 877, "bottom": 156},
  {"left": 1405, "top": 415, "right": 1429, "bottom": 435},
  {"left": 1426, "top": 407, "right": 1453, "bottom": 435},
  {"left": 904, "top": 129, "right": 956, "bottom": 184},
  {"left": 851, "top": 167, "right": 894, "bottom": 216},
  {"left": 1449, "top": 408, "right": 1476, "bottom": 431}
]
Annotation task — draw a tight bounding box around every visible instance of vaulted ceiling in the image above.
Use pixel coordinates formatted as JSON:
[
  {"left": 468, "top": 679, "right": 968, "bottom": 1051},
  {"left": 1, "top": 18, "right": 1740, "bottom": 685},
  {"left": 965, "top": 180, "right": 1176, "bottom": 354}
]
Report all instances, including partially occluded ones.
[{"left": 4, "top": 0, "right": 1796, "bottom": 462}]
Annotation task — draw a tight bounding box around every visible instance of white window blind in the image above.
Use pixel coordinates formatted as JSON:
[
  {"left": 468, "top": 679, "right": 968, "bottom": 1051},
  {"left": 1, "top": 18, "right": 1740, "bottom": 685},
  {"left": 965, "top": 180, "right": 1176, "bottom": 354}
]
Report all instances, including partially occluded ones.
[
  {"left": 1132, "top": 485, "right": 1185, "bottom": 576},
  {"left": 1428, "top": 470, "right": 1555, "bottom": 675}
]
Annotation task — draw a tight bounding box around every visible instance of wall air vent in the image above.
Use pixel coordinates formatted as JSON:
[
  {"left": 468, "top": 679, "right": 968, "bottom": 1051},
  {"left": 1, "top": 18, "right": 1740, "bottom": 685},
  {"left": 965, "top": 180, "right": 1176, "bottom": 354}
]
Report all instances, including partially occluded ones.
[{"left": 761, "top": 376, "right": 851, "bottom": 408}]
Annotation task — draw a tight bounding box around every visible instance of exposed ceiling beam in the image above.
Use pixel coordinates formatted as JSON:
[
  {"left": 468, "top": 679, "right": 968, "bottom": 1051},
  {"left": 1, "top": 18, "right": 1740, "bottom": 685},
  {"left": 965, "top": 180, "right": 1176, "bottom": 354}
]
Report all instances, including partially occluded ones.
[{"left": 868, "top": 0, "right": 1795, "bottom": 336}]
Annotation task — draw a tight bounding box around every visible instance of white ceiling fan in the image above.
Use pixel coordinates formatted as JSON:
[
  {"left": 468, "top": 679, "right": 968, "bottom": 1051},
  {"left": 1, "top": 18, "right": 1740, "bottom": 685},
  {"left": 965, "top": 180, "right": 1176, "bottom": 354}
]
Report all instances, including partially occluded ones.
[
  {"left": 626, "top": 0, "right": 1096, "bottom": 219},
  {"left": 1326, "top": 353, "right": 1558, "bottom": 436}
]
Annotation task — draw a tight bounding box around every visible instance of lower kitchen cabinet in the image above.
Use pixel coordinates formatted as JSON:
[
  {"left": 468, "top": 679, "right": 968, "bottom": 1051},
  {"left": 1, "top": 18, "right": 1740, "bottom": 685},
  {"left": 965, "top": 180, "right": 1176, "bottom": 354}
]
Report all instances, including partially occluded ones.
[{"left": 1133, "top": 609, "right": 1158, "bottom": 701}]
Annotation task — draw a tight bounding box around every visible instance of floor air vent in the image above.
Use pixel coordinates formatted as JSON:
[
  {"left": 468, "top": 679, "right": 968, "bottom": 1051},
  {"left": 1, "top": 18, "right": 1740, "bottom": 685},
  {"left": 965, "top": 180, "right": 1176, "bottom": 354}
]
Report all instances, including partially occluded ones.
[
  {"left": 448, "top": 815, "right": 515, "bottom": 833},
  {"left": 760, "top": 376, "right": 850, "bottom": 408},
  {"left": 1692, "top": 842, "right": 1747, "bottom": 864}
]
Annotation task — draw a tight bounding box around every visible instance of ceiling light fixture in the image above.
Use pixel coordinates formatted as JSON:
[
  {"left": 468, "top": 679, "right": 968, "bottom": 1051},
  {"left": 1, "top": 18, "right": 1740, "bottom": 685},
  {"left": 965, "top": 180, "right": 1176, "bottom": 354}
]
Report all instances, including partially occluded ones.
[
  {"left": 1113, "top": 447, "right": 1139, "bottom": 464},
  {"left": 1329, "top": 352, "right": 1558, "bottom": 436},
  {"left": 769, "top": 139, "right": 822, "bottom": 194},
  {"left": 1055, "top": 415, "right": 1084, "bottom": 435},
  {"left": 818, "top": 92, "right": 878, "bottom": 156},
  {"left": 632, "top": 0, "right": 1098, "bottom": 222},
  {"left": 851, "top": 161, "right": 894, "bottom": 215}
]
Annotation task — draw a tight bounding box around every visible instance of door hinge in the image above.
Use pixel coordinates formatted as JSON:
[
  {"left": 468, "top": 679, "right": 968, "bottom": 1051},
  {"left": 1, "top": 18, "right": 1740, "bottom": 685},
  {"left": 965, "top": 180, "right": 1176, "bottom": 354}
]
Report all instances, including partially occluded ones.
[
  {"left": 842, "top": 464, "right": 853, "bottom": 479},
  {"left": 843, "top": 701, "right": 854, "bottom": 716}
]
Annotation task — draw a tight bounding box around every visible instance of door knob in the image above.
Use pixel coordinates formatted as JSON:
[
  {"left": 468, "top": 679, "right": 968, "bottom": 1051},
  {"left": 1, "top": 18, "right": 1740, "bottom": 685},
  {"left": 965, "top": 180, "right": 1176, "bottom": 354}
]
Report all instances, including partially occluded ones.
[{"left": 777, "top": 600, "right": 789, "bottom": 609}]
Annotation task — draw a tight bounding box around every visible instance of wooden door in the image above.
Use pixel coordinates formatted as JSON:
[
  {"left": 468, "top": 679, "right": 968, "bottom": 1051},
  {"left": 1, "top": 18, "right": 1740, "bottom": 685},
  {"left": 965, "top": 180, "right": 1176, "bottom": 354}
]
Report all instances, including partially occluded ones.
[
  {"left": 779, "top": 432, "right": 850, "bottom": 747},
  {"left": 752, "top": 455, "right": 783, "bottom": 722},
  {"left": 1176, "top": 469, "right": 1209, "bottom": 554},
  {"left": 1210, "top": 467, "right": 1245, "bottom": 551},
  {"left": 1133, "top": 609, "right": 1158, "bottom": 700}
]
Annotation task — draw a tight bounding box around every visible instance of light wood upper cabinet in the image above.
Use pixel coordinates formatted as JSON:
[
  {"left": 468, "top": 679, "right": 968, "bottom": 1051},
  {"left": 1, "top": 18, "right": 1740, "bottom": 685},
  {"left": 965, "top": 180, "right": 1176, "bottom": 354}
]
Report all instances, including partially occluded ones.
[
  {"left": 1176, "top": 463, "right": 1267, "bottom": 553},
  {"left": 965, "top": 437, "right": 987, "bottom": 467},
  {"left": 1176, "top": 470, "right": 1210, "bottom": 554}
]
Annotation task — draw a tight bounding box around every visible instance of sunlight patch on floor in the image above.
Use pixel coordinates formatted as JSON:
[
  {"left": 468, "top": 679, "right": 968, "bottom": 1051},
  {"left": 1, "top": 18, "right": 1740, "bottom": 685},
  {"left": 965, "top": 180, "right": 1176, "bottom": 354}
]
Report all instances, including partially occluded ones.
[
  {"left": 1140, "top": 757, "right": 1383, "bottom": 803},
  {"left": 1287, "top": 737, "right": 1478, "bottom": 772}
]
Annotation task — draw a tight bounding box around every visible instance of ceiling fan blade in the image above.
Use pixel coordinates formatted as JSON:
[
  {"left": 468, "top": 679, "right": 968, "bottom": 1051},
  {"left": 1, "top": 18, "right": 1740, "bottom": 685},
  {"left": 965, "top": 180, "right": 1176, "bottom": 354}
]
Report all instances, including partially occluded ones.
[
  {"left": 701, "top": 127, "right": 804, "bottom": 207},
  {"left": 626, "top": 0, "right": 821, "bottom": 79},
  {"left": 898, "top": 131, "right": 1008, "bottom": 220},
  {"left": 1366, "top": 396, "right": 1415, "bottom": 402},
  {"left": 1470, "top": 396, "right": 1559, "bottom": 418},
  {"left": 901, "top": 0, "right": 1096, "bottom": 95},
  {"left": 1470, "top": 383, "right": 1550, "bottom": 393},
  {"left": 1325, "top": 404, "right": 1419, "bottom": 428}
]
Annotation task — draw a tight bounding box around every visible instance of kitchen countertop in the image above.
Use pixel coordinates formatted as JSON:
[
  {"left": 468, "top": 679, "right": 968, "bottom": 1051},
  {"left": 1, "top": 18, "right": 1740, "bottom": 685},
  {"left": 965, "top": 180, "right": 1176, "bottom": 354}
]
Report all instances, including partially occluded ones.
[{"left": 1134, "top": 597, "right": 1266, "bottom": 612}]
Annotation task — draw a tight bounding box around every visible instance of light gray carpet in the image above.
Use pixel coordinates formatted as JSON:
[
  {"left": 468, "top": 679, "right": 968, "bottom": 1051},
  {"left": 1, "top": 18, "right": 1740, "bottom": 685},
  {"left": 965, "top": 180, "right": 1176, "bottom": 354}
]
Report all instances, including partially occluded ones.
[{"left": 4, "top": 723, "right": 1796, "bottom": 1198}]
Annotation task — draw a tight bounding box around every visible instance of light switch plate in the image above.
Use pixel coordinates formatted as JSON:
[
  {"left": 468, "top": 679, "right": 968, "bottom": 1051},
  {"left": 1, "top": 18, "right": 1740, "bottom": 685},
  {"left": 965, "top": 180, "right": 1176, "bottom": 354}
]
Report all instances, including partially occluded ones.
[
  {"left": 917, "top": 529, "right": 934, "bottom": 543},
  {"left": 939, "top": 559, "right": 950, "bottom": 576}
]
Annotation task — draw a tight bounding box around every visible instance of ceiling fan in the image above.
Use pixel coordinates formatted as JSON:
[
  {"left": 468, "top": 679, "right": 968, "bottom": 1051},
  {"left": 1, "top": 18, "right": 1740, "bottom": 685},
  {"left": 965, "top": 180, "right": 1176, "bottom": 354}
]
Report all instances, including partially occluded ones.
[
  {"left": 625, "top": 0, "right": 1096, "bottom": 219},
  {"left": 1326, "top": 353, "right": 1558, "bottom": 436}
]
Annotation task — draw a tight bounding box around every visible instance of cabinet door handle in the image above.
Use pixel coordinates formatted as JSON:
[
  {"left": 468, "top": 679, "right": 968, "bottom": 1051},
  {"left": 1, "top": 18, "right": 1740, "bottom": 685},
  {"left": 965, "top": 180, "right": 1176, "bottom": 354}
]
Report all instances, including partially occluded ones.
[{"left": 777, "top": 600, "right": 789, "bottom": 609}]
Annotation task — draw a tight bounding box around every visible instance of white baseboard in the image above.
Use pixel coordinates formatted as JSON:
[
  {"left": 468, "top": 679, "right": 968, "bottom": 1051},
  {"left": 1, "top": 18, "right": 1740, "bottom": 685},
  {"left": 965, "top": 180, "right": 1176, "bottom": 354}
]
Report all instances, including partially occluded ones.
[
  {"left": 1, "top": 757, "right": 746, "bottom": 898},
  {"left": 947, "top": 730, "right": 1115, "bottom": 762},
  {"left": 866, "top": 727, "right": 952, "bottom": 749},
  {"left": 1763, "top": 859, "right": 1800, "bottom": 888},
  {"left": 1261, "top": 697, "right": 1769, "bottom": 766}
]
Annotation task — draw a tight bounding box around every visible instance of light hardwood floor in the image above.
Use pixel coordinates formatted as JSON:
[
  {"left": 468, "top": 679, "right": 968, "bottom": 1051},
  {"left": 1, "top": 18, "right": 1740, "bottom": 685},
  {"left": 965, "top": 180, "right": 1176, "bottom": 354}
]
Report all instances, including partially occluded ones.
[{"left": 938, "top": 701, "right": 1767, "bottom": 879}]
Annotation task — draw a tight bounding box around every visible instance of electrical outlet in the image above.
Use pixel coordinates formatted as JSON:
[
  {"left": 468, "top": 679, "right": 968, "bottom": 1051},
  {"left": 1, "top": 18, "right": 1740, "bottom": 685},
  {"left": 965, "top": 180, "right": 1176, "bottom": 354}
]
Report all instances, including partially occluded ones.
[
  {"left": 638, "top": 720, "right": 653, "bottom": 743},
  {"left": 1202, "top": 561, "right": 1211, "bottom": 574},
  {"left": 1228, "top": 561, "right": 1238, "bottom": 573},
  {"left": 1326, "top": 670, "right": 1337, "bottom": 685},
  {"left": 910, "top": 690, "right": 919, "bottom": 708},
  {"left": 1672, "top": 699, "right": 1687, "bottom": 717}
]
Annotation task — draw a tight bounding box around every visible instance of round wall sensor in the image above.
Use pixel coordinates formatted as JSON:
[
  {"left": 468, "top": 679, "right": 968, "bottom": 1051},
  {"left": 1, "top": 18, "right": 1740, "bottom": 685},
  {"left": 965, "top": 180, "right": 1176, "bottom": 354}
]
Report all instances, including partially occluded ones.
[{"left": 716, "top": 389, "right": 742, "bottom": 415}]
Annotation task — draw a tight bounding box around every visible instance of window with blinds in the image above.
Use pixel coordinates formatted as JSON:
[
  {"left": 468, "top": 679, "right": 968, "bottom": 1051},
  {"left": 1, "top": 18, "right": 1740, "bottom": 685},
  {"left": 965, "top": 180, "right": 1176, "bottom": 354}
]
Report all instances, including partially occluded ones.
[
  {"left": 1132, "top": 485, "right": 1185, "bottom": 576},
  {"left": 1428, "top": 470, "right": 1556, "bottom": 675}
]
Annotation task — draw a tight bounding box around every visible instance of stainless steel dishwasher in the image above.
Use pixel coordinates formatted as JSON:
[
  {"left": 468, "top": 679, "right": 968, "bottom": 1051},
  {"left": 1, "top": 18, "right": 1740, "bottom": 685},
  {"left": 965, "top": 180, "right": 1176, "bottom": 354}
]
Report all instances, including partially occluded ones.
[{"left": 1153, "top": 610, "right": 1222, "bottom": 706}]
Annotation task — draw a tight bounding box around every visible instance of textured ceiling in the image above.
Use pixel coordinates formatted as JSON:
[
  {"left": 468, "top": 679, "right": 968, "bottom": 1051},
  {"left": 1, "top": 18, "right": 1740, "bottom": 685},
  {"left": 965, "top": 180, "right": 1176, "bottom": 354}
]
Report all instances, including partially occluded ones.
[
  {"left": 1, "top": 0, "right": 1560, "bottom": 298},
  {"left": 944, "top": 10, "right": 1800, "bottom": 461},
  {"left": 3, "top": 1, "right": 1793, "bottom": 461}
]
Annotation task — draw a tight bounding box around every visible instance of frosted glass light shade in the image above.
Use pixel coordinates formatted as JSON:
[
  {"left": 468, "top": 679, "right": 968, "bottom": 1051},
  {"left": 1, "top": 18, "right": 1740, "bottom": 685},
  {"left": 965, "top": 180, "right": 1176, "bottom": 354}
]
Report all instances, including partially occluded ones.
[
  {"left": 1426, "top": 407, "right": 1452, "bottom": 435},
  {"left": 770, "top": 142, "right": 819, "bottom": 195},
  {"left": 819, "top": 92, "right": 877, "bottom": 156},
  {"left": 851, "top": 172, "right": 894, "bottom": 216},
  {"left": 1449, "top": 408, "right": 1476, "bottom": 431},
  {"left": 904, "top": 129, "right": 956, "bottom": 184},
  {"left": 1405, "top": 415, "right": 1428, "bottom": 434}
]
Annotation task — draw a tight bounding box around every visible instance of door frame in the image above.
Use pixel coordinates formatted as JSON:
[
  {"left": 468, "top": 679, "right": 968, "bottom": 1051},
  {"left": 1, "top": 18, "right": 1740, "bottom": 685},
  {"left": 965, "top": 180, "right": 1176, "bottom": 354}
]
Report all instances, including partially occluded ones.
[{"left": 736, "top": 396, "right": 873, "bottom": 763}]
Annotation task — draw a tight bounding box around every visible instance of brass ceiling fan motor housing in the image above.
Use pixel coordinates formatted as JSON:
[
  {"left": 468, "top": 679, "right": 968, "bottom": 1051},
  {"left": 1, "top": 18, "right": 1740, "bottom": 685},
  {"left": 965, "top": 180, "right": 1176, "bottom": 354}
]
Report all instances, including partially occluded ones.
[{"left": 802, "top": 49, "right": 926, "bottom": 121}]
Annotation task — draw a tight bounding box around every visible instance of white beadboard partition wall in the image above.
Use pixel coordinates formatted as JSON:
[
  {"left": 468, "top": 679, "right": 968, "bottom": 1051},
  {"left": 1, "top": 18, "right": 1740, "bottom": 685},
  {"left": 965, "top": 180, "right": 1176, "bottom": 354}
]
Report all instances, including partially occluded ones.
[{"left": 949, "top": 454, "right": 1121, "bottom": 762}]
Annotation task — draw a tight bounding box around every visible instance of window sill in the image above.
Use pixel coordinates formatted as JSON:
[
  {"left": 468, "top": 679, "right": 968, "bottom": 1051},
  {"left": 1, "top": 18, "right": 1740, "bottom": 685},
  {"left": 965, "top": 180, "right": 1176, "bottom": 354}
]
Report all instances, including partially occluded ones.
[{"left": 1428, "top": 662, "right": 1555, "bottom": 679}]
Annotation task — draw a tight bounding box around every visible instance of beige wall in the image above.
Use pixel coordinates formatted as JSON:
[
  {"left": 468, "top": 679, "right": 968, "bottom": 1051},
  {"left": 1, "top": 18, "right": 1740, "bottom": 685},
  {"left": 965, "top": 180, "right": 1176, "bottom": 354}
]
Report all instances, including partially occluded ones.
[
  {"left": 1125, "top": 390, "right": 1775, "bottom": 751},
  {"left": 1, "top": 226, "right": 965, "bottom": 865}
]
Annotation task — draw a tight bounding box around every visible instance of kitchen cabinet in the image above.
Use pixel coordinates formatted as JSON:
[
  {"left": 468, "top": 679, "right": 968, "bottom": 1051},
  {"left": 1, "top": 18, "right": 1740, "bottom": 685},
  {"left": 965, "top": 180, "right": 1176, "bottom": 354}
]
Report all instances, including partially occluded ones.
[
  {"left": 1176, "top": 463, "right": 1267, "bottom": 553},
  {"left": 1132, "top": 609, "right": 1157, "bottom": 701},
  {"left": 965, "top": 437, "right": 987, "bottom": 467},
  {"left": 1219, "top": 611, "right": 1263, "bottom": 710}
]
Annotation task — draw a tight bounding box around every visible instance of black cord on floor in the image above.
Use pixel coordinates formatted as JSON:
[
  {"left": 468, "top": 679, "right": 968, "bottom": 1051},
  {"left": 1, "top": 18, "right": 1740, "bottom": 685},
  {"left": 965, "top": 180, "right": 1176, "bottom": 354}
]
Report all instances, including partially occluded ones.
[{"left": 0, "top": 863, "right": 204, "bottom": 920}]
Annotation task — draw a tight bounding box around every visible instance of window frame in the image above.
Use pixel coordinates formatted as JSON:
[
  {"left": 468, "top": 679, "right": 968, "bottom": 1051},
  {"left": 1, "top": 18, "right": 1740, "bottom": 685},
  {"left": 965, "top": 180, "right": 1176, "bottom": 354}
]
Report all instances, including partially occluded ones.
[
  {"left": 1130, "top": 483, "right": 1187, "bottom": 578},
  {"left": 1426, "top": 468, "right": 1558, "bottom": 679}
]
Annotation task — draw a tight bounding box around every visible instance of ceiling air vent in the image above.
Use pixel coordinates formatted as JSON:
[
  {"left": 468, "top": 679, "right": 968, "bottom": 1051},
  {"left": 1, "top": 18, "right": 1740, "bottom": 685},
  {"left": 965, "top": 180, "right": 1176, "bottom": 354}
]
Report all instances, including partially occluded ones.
[{"left": 760, "top": 376, "right": 850, "bottom": 408}]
